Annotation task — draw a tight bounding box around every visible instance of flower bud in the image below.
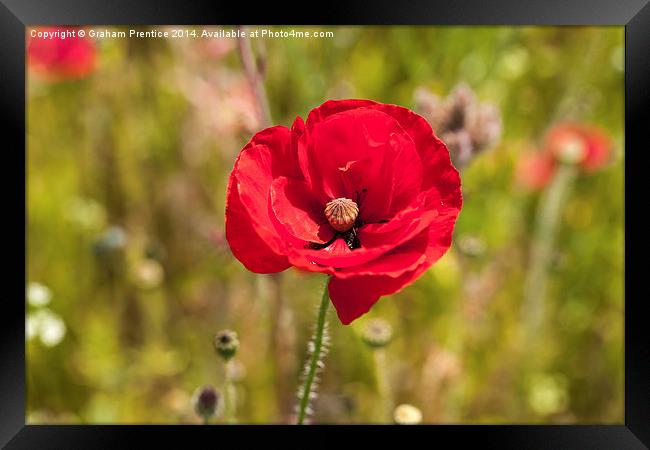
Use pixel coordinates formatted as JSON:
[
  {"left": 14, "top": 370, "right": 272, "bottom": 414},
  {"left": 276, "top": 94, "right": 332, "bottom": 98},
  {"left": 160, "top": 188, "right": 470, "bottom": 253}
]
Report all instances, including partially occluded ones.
[
  {"left": 193, "top": 385, "right": 219, "bottom": 421},
  {"left": 361, "top": 318, "right": 393, "bottom": 348},
  {"left": 393, "top": 404, "right": 422, "bottom": 425},
  {"left": 213, "top": 330, "right": 239, "bottom": 360}
]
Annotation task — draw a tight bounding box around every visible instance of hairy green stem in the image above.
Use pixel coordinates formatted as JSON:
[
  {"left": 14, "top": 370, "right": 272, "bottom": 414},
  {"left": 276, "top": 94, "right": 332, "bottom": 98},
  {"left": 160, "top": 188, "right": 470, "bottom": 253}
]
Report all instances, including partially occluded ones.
[
  {"left": 522, "top": 164, "right": 576, "bottom": 339},
  {"left": 296, "top": 280, "right": 330, "bottom": 425}
]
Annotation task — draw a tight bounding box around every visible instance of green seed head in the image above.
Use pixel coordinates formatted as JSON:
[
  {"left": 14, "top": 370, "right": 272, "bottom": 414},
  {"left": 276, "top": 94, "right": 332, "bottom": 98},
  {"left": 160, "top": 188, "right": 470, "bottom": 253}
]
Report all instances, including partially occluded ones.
[
  {"left": 214, "top": 330, "right": 239, "bottom": 360},
  {"left": 361, "top": 318, "right": 393, "bottom": 348}
]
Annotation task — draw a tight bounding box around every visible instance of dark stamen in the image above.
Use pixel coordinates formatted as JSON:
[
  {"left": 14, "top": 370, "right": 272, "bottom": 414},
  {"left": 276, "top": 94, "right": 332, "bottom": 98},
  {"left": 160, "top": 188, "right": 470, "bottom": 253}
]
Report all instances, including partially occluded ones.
[
  {"left": 306, "top": 227, "right": 361, "bottom": 251},
  {"left": 306, "top": 189, "right": 368, "bottom": 251},
  {"left": 344, "top": 228, "right": 361, "bottom": 250},
  {"left": 306, "top": 233, "right": 338, "bottom": 250},
  {"left": 354, "top": 188, "right": 368, "bottom": 206}
]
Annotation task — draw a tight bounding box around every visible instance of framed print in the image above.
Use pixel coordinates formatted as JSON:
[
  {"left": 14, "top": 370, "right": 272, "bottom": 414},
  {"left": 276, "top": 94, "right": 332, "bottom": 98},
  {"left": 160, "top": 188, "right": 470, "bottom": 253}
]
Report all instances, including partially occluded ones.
[{"left": 1, "top": 0, "right": 649, "bottom": 447}]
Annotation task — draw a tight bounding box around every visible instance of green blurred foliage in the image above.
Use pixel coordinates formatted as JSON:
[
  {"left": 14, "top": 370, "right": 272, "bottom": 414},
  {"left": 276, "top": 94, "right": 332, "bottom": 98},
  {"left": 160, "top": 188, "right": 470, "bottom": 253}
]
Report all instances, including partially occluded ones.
[{"left": 27, "top": 26, "right": 623, "bottom": 424}]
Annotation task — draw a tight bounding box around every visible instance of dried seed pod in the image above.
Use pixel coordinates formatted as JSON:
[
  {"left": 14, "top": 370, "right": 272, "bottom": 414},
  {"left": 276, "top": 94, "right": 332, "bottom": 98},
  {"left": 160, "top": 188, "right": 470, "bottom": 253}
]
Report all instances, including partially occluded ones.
[{"left": 324, "top": 198, "right": 359, "bottom": 232}]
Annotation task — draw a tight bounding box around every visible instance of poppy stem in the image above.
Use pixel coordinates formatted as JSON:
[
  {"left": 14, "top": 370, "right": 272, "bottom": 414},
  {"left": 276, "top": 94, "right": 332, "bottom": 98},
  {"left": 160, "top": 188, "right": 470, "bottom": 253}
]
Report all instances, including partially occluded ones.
[
  {"left": 373, "top": 348, "right": 393, "bottom": 422},
  {"left": 296, "top": 279, "right": 331, "bottom": 425},
  {"left": 224, "top": 359, "right": 237, "bottom": 424},
  {"left": 522, "top": 163, "right": 576, "bottom": 341}
]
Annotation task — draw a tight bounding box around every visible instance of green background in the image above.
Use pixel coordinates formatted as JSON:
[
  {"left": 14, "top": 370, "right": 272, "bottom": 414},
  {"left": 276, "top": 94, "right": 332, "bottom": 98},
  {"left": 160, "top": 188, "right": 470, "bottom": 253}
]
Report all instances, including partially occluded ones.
[{"left": 27, "top": 26, "right": 623, "bottom": 423}]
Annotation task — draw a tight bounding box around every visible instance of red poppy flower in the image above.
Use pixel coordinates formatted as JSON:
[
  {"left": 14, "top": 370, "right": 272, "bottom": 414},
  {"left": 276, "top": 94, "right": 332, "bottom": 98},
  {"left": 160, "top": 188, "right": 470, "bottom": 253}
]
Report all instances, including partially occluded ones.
[
  {"left": 225, "top": 99, "right": 462, "bottom": 324},
  {"left": 543, "top": 123, "right": 612, "bottom": 172},
  {"left": 515, "top": 151, "right": 557, "bottom": 191},
  {"left": 28, "top": 27, "right": 96, "bottom": 81}
]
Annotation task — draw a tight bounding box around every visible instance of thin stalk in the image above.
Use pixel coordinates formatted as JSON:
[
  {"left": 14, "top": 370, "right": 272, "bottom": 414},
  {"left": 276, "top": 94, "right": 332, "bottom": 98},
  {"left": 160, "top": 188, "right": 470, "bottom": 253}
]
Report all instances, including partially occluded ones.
[
  {"left": 236, "top": 28, "right": 296, "bottom": 421},
  {"left": 269, "top": 273, "right": 296, "bottom": 420},
  {"left": 237, "top": 26, "right": 272, "bottom": 128},
  {"left": 373, "top": 348, "right": 392, "bottom": 422},
  {"left": 296, "top": 280, "right": 331, "bottom": 425},
  {"left": 224, "top": 359, "right": 237, "bottom": 424},
  {"left": 522, "top": 164, "right": 576, "bottom": 339}
]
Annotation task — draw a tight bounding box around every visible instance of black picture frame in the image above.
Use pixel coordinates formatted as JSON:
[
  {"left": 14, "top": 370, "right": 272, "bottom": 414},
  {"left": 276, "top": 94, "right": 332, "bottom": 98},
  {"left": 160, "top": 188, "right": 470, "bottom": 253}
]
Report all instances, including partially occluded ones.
[{"left": 2, "top": 0, "right": 648, "bottom": 448}]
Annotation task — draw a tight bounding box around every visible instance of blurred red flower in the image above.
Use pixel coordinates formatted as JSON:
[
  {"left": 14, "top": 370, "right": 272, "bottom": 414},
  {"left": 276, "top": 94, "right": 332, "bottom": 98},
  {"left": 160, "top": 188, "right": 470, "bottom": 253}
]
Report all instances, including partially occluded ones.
[
  {"left": 516, "top": 122, "right": 613, "bottom": 191},
  {"left": 28, "top": 27, "right": 96, "bottom": 81},
  {"left": 543, "top": 123, "right": 612, "bottom": 173},
  {"left": 225, "top": 99, "right": 462, "bottom": 324},
  {"left": 516, "top": 152, "right": 557, "bottom": 190}
]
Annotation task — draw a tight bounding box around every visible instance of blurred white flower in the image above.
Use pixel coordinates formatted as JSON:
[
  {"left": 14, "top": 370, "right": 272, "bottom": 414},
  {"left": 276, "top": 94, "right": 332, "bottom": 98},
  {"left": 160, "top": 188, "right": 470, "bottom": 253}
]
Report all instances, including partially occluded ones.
[
  {"left": 393, "top": 404, "right": 422, "bottom": 425},
  {"left": 40, "top": 315, "right": 66, "bottom": 347},
  {"left": 26, "top": 282, "right": 52, "bottom": 307},
  {"left": 26, "top": 315, "right": 40, "bottom": 340},
  {"left": 133, "top": 258, "right": 165, "bottom": 289},
  {"left": 26, "top": 309, "right": 67, "bottom": 347}
]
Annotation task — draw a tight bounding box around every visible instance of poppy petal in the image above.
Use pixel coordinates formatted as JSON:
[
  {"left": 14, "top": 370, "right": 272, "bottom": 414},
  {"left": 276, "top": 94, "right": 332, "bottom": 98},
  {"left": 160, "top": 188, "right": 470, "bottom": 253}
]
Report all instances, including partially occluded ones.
[
  {"left": 241, "top": 125, "right": 302, "bottom": 179},
  {"left": 327, "top": 268, "right": 421, "bottom": 325},
  {"left": 225, "top": 173, "right": 290, "bottom": 273},
  {"left": 284, "top": 181, "right": 459, "bottom": 274},
  {"left": 270, "top": 176, "right": 334, "bottom": 244},
  {"left": 581, "top": 126, "right": 612, "bottom": 172},
  {"left": 305, "top": 99, "right": 379, "bottom": 127},
  {"left": 227, "top": 126, "right": 295, "bottom": 261},
  {"left": 298, "top": 107, "right": 422, "bottom": 222},
  {"left": 516, "top": 151, "right": 557, "bottom": 190},
  {"left": 370, "top": 103, "right": 462, "bottom": 206},
  {"left": 327, "top": 216, "right": 456, "bottom": 324},
  {"left": 333, "top": 227, "right": 429, "bottom": 278}
]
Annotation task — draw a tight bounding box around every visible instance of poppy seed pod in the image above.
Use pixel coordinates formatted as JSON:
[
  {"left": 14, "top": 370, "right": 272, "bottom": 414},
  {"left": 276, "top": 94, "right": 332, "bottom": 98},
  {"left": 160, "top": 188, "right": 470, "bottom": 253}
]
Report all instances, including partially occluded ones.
[
  {"left": 324, "top": 198, "right": 359, "bottom": 232},
  {"left": 361, "top": 318, "right": 393, "bottom": 348},
  {"left": 214, "top": 330, "right": 239, "bottom": 360}
]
